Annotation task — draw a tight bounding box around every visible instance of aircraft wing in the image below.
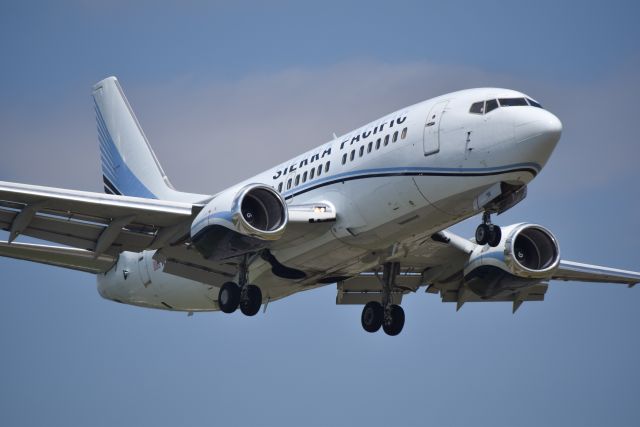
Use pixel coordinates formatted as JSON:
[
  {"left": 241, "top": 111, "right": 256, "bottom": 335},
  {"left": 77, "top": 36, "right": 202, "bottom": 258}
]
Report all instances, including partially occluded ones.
[
  {"left": 553, "top": 260, "right": 640, "bottom": 286},
  {"left": 0, "top": 181, "right": 206, "bottom": 256},
  {"left": 0, "top": 241, "right": 115, "bottom": 274},
  {"left": 337, "top": 229, "right": 640, "bottom": 310}
]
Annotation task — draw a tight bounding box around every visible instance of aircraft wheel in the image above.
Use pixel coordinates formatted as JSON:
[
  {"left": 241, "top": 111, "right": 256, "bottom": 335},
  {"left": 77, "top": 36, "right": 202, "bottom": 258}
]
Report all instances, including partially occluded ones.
[
  {"left": 361, "top": 301, "right": 384, "bottom": 333},
  {"left": 240, "top": 284, "right": 262, "bottom": 317},
  {"left": 488, "top": 225, "right": 502, "bottom": 247},
  {"left": 382, "top": 304, "right": 405, "bottom": 336},
  {"left": 475, "top": 223, "right": 490, "bottom": 245},
  {"left": 218, "top": 282, "right": 240, "bottom": 313}
]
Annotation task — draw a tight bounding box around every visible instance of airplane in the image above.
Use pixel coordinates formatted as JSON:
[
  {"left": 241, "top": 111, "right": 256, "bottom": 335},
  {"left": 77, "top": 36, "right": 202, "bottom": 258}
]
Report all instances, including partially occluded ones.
[{"left": 1, "top": 76, "right": 638, "bottom": 336}]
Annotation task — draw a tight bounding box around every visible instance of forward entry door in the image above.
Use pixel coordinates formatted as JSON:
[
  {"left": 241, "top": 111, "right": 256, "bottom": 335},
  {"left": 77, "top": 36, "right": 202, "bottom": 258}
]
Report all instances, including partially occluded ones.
[{"left": 423, "top": 101, "right": 449, "bottom": 156}]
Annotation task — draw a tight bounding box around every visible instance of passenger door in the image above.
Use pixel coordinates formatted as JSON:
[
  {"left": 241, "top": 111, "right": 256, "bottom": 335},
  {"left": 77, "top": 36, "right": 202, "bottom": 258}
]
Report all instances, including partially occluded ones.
[{"left": 423, "top": 101, "right": 449, "bottom": 156}]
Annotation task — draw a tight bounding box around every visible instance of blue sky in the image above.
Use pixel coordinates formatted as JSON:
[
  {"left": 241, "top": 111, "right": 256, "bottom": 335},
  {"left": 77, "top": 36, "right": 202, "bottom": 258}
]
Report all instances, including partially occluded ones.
[{"left": 1, "top": 1, "right": 640, "bottom": 426}]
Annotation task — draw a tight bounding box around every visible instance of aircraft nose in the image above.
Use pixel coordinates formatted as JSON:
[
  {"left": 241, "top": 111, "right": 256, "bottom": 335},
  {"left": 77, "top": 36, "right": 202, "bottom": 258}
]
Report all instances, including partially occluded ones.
[{"left": 515, "top": 109, "right": 562, "bottom": 145}]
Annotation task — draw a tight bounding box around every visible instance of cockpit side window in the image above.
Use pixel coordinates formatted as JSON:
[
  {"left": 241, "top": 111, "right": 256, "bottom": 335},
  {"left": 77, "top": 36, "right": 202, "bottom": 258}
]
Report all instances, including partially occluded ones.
[
  {"left": 469, "top": 101, "right": 484, "bottom": 114},
  {"left": 498, "top": 98, "right": 528, "bottom": 107},
  {"left": 527, "top": 98, "right": 543, "bottom": 108},
  {"left": 485, "top": 99, "right": 499, "bottom": 113}
]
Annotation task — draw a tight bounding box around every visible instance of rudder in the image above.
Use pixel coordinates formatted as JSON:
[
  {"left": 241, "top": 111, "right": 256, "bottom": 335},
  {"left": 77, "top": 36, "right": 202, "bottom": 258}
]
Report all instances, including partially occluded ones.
[{"left": 92, "top": 76, "right": 206, "bottom": 203}]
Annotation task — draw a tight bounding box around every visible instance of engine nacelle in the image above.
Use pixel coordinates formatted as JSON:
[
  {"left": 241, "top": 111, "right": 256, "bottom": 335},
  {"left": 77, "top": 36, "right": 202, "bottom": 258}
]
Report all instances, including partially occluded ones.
[
  {"left": 464, "top": 223, "right": 560, "bottom": 298},
  {"left": 191, "top": 184, "right": 287, "bottom": 260}
]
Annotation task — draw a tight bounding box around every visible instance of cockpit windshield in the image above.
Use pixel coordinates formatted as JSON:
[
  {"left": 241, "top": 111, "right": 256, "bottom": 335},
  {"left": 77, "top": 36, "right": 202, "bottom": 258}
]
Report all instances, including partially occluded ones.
[
  {"left": 469, "top": 97, "right": 543, "bottom": 114},
  {"left": 499, "top": 97, "right": 528, "bottom": 107}
]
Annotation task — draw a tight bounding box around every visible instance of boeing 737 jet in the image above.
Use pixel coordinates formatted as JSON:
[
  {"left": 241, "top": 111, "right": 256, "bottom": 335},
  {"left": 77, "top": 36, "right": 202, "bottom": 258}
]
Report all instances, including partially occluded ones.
[{"left": 1, "top": 77, "right": 638, "bottom": 336}]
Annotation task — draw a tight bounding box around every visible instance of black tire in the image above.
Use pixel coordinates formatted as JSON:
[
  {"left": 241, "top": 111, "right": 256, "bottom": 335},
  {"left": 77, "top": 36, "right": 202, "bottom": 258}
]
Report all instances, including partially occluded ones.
[
  {"left": 218, "top": 282, "right": 240, "bottom": 314},
  {"left": 240, "top": 284, "right": 262, "bottom": 317},
  {"left": 383, "top": 304, "right": 405, "bottom": 336},
  {"left": 488, "top": 225, "right": 502, "bottom": 247},
  {"left": 475, "top": 223, "right": 490, "bottom": 245},
  {"left": 361, "top": 301, "right": 384, "bottom": 333}
]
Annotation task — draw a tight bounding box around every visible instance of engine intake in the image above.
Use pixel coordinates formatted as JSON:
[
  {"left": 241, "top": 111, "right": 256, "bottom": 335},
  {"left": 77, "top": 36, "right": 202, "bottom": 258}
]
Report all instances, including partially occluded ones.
[
  {"left": 191, "top": 184, "right": 287, "bottom": 260},
  {"left": 463, "top": 223, "right": 560, "bottom": 298},
  {"left": 239, "top": 186, "right": 286, "bottom": 234},
  {"left": 505, "top": 225, "right": 560, "bottom": 277}
]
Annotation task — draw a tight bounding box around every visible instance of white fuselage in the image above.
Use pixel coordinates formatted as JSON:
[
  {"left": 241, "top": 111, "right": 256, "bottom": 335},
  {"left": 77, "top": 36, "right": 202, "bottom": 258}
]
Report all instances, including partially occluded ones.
[{"left": 97, "top": 88, "right": 562, "bottom": 311}]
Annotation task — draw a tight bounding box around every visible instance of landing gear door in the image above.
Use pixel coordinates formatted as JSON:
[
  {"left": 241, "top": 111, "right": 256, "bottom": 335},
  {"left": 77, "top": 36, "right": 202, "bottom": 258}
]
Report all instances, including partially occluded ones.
[{"left": 423, "top": 100, "right": 449, "bottom": 156}]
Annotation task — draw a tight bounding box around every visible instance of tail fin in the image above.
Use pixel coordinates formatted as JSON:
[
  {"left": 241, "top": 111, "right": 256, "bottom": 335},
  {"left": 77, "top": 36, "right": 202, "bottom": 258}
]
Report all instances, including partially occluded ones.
[{"left": 92, "top": 76, "right": 207, "bottom": 203}]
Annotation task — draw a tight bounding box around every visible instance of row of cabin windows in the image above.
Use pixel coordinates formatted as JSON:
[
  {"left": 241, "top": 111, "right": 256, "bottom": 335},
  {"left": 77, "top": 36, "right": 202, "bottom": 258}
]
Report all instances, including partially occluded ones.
[
  {"left": 276, "top": 161, "right": 331, "bottom": 193},
  {"left": 341, "top": 127, "right": 408, "bottom": 165}
]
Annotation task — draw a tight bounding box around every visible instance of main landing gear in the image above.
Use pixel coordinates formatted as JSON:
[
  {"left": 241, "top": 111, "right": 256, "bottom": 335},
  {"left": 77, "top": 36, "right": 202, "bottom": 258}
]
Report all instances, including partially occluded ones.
[
  {"left": 361, "top": 262, "right": 405, "bottom": 336},
  {"left": 475, "top": 211, "right": 502, "bottom": 247},
  {"left": 218, "top": 255, "right": 262, "bottom": 316}
]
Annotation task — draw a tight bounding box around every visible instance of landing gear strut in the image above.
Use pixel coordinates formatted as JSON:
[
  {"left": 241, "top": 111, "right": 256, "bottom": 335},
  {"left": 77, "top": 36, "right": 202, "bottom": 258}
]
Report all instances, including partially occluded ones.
[
  {"left": 361, "top": 262, "right": 405, "bottom": 336},
  {"left": 475, "top": 211, "right": 502, "bottom": 247},
  {"left": 217, "top": 254, "right": 263, "bottom": 316}
]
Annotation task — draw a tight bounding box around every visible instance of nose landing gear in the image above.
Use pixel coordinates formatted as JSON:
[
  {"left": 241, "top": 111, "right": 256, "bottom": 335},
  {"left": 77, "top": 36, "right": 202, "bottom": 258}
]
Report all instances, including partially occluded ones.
[
  {"left": 361, "top": 262, "right": 405, "bottom": 336},
  {"left": 475, "top": 211, "right": 502, "bottom": 247},
  {"left": 217, "top": 254, "right": 263, "bottom": 316}
]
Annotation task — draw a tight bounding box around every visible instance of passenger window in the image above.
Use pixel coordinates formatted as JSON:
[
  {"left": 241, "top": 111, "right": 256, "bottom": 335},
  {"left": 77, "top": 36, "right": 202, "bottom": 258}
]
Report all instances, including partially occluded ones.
[
  {"left": 325, "top": 162, "right": 330, "bottom": 173},
  {"left": 287, "top": 178, "right": 292, "bottom": 190},
  {"left": 401, "top": 127, "right": 407, "bottom": 139},
  {"left": 384, "top": 135, "right": 389, "bottom": 146},
  {"left": 392, "top": 131, "right": 398, "bottom": 142},
  {"left": 367, "top": 142, "right": 372, "bottom": 153},
  {"left": 302, "top": 171, "right": 307, "bottom": 183},
  {"left": 310, "top": 168, "right": 315, "bottom": 179},
  {"left": 295, "top": 175, "right": 300, "bottom": 186},
  {"left": 317, "top": 165, "right": 322, "bottom": 176},
  {"left": 342, "top": 153, "right": 347, "bottom": 165},
  {"left": 350, "top": 150, "right": 355, "bottom": 161},
  {"left": 485, "top": 99, "right": 499, "bottom": 113},
  {"left": 375, "top": 138, "right": 381, "bottom": 150},
  {"left": 359, "top": 146, "right": 364, "bottom": 157},
  {"left": 277, "top": 182, "right": 283, "bottom": 192},
  {"left": 469, "top": 101, "right": 484, "bottom": 114}
]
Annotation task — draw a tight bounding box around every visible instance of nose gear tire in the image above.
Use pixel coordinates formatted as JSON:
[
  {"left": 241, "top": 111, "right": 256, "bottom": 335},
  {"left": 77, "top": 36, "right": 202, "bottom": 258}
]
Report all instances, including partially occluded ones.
[
  {"left": 476, "top": 224, "right": 490, "bottom": 245},
  {"left": 488, "top": 225, "right": 502, "bottom": 247}
]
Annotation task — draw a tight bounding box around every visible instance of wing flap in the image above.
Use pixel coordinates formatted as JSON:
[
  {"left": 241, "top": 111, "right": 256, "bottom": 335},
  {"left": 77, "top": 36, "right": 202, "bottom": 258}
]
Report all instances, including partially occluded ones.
[
  {"left": 0, "top": 241, "right": 115, "bottom": 274},
  {"left": 0, "top": 181, "right": 199, "bottom": 224},
  {"left": 0, "top": 180, "right": 205, "bottom": 254}
]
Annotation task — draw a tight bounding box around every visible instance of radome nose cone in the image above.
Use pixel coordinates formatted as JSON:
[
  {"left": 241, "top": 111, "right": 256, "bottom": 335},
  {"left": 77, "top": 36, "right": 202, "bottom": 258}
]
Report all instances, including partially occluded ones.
[
  {"left": 515, "top": 110, "right": 562, "bottom": 144},
  {"left": 544, "top": 112, "right": 563, "bottom": 140}
]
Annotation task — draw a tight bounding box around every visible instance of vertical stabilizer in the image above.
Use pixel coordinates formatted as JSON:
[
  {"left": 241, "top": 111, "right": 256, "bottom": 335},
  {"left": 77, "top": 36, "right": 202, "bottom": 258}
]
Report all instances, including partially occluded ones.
[{"left": 92, "top": 76, "right": 207, "bottom": 203}]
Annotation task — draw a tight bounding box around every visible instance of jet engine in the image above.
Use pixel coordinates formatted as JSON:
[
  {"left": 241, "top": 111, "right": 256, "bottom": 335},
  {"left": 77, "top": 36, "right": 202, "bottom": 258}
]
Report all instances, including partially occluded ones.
[
  {"left": 463, "top": 223, "right": 560, "bottom": 298},
  {"left": 191, "top": 184, "right": 288, "bottom": 260}
]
